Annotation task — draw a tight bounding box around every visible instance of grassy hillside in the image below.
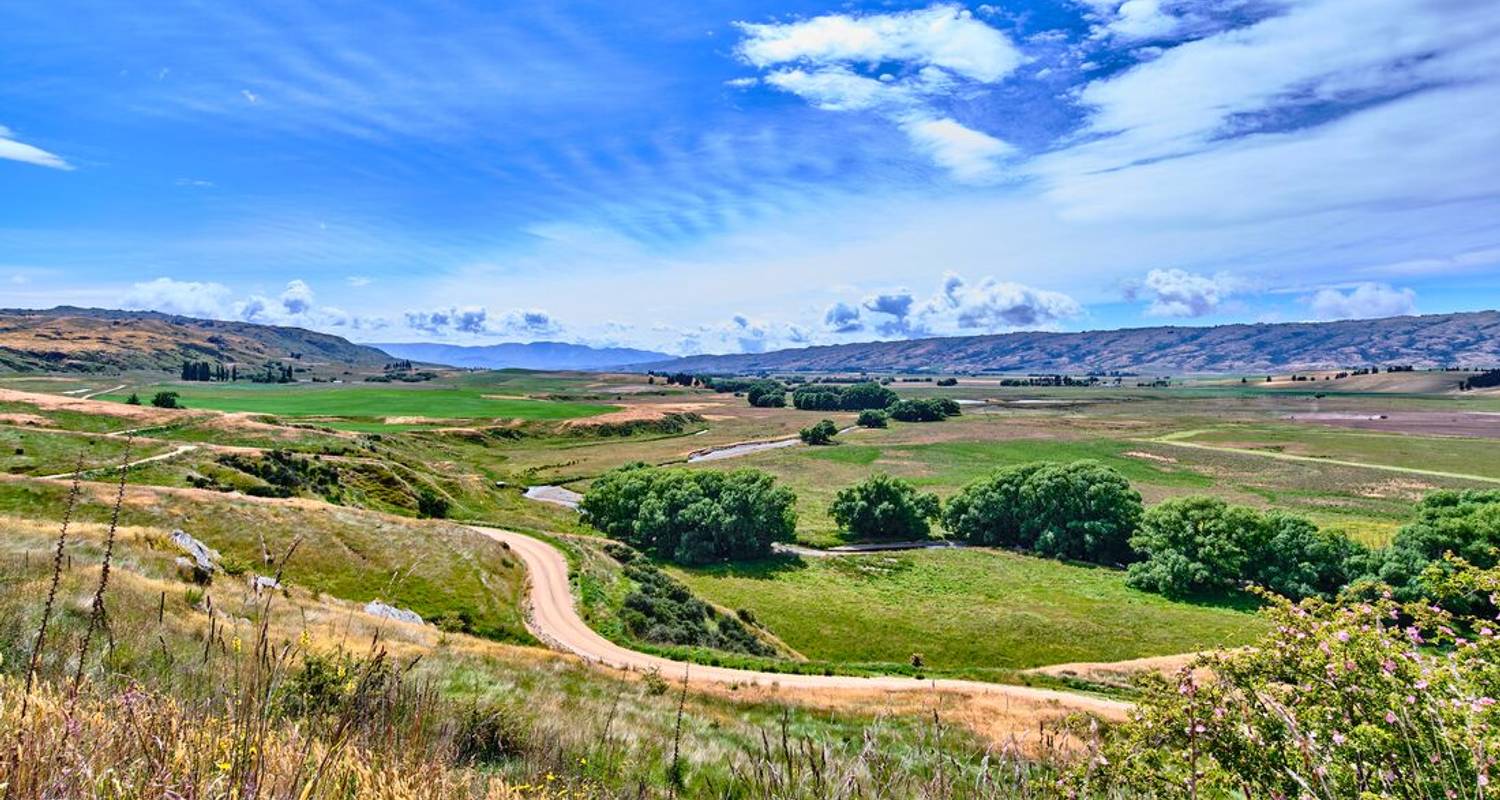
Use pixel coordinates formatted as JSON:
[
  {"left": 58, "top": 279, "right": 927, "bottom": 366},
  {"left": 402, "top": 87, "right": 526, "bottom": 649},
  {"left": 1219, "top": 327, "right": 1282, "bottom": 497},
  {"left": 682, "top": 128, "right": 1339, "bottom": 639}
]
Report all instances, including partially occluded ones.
[{"left": 0, "top": 306, "right": 393, "bottom": 373}]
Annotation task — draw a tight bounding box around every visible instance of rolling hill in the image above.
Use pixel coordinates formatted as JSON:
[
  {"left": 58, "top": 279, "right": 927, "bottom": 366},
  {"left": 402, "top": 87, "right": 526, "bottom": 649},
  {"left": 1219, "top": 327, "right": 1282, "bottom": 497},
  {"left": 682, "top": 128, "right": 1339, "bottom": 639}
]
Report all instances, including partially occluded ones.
[
  {"left": 0, "top": 307, "right": 394, "bottom": 373},
  {"left": 649, "top": 311, "right": 1500, "bottom": 374},
  {"left": 372, "top": 341, "right": 671, "bottom": 371}
]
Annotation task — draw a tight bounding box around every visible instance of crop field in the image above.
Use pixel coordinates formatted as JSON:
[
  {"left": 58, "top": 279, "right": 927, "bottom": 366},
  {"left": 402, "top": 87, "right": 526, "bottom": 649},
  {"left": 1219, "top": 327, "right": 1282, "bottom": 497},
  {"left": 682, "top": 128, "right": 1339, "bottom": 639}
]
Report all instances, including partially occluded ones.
[{"left": 671, "top": 548, "right": 1264, "bottom": 671}]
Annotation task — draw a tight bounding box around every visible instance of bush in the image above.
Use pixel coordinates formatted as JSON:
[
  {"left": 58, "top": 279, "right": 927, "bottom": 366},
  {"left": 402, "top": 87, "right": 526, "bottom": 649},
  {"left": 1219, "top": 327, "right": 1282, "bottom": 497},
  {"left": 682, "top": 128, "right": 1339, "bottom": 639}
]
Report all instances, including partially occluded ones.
[
  {"left": 580, "top": 463, "right": 797, "bottom": 564},
  {"left": 150, "top": 391, "right": 181, "bottom": 409},
  {"left": 798, "top": 419, "right": 839, "bottom": 445},
  {"left": 125, "top": 392, "right": 141, "bottom": 405},
  {"left": 886, "top": 398, "right": 952, "bottom": 422},
  {"left": 416, "top": 488, "right": 450, "bottom": 519},
  {"left": 935, "top": 377, "right": 957, "bottom": 386},
  {"left": 1072, "top": 557, "right": 1500, "bottom": 796},
  {"left": 855, "top": 409, "right": 888, "bottom": 428},
  {"left": 943, "top": 461, "right": 1141, "bottom": 565},
  {"left": 745, "top": 380, "right": 785, "bottom": 408},
  {"left": 830, "top": 473, "right": 941, "bottom": 541},
  {"left": 617, "top": 561, "right": 777, "bottom": 656}
]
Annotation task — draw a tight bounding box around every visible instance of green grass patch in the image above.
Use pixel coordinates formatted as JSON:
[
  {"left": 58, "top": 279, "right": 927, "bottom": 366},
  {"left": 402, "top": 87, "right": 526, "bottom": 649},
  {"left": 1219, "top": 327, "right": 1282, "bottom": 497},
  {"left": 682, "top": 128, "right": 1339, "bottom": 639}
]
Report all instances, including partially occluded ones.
[
  {"left": 99, "top": 383, "right": 616, "bottom": 423},
  {"left": 673, "top": 548, "right": 1264, "bottom": 671}
]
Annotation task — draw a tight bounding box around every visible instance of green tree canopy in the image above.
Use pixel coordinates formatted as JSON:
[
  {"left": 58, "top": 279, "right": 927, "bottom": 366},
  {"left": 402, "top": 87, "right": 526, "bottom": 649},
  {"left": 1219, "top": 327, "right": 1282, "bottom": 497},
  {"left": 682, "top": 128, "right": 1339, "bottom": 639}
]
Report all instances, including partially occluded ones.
[
  {"left": 943, "top": 461, "right": 1141, "bottom": 564},
  {"left": 830, "top": 473, "right": 941, "bottom": 541},
  {"left": 580, "top": 464, "right": 797, "bottom": 564},
  {"left": 798, "top": 419, "right": 839, "bottom": 445}
]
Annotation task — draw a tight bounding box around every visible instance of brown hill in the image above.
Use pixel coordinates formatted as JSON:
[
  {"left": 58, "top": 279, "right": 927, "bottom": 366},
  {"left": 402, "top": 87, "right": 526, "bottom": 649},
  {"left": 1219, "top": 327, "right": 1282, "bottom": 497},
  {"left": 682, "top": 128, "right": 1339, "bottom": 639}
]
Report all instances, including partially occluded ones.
[
  {"left": 0, "top": 307, "right": 392, "bottom": 373},
  {"left": 651, "top": 311, "right": 1500, "bottom": 374}
]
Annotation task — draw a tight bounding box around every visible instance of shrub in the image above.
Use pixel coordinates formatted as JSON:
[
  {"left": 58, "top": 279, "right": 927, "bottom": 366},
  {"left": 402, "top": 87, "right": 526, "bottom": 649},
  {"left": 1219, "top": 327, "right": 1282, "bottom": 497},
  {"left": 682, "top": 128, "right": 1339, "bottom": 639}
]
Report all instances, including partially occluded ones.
[
  {"left": 830, "top": 473, "right": 941, "bottom": 541},
  {"left": 855, "top": 409, "right": 888, "bottom": 428},
  {"left": 798, "top": 419, "right": 839, "bottom": 445},
  {"left": 935, "top": 377, "right": 957, "bottom": 386},
  {"left": 943, "top": 461, "right": 1141, "bottom": 564},
  {"left": 580, "top": 463, "right": 797, "bottom": 564},
  {"left": 416, "top": 488, "right": 450, "bottom": 519},
  {"left": 1073, "top": 557, "right": 1500, "bottom": 796},
  {"left": 125, "top": 392, "right": 141, "bottom": 405},
  {"left": 150, "top": 391, "right": 181, "bottom": 409}
]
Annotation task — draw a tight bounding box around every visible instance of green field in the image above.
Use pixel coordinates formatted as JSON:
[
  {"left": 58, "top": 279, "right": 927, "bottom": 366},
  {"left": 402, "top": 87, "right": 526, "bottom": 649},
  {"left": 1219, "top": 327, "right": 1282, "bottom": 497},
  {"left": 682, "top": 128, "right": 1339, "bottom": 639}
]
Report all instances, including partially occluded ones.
[
  {"left": 99, "top": 382, "right": 617, "bottom": 422},
  {"left": 672, "top": 548, "right": 1264, "bottom": 671}
]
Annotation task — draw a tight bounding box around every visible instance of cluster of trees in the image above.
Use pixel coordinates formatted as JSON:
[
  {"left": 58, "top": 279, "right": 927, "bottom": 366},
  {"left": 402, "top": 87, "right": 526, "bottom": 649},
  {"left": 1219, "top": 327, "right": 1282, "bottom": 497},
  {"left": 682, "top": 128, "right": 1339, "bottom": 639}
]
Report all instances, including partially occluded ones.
[
  {"left": 1125, "top": 496, "right": 1368, "bottom": 599},
  {"left": 798, "top": 419, "right": 839, "bottom": 445},
  {"left": 1460, "top": 369, "right": 1500, "bottom": 390},
  {"left": 180, "top": 361, "right": 233, "bottom": 382},
  {"left": 790, "top": 381, "right": 897, "bottom": 411},
  {"left": 580, "top": 463, "right": 797, "bottom": 564},
  {"left": 249, "top": 362, "right": 297, "bottom": 384},
  {"left": 887, "top": 397, "right": 960, "bottom": 422},
  {"left": 855, "top": 409, "right": 888, "bottom": 428},
  {"left": 943, "top": 461, "right": 1142, "bottom": 564},
  {"left": 745, "top": 380, "right": 785, "bottom": 408},
  {"left": 150, "top": 391, "right": 181, "bottom": 409}
]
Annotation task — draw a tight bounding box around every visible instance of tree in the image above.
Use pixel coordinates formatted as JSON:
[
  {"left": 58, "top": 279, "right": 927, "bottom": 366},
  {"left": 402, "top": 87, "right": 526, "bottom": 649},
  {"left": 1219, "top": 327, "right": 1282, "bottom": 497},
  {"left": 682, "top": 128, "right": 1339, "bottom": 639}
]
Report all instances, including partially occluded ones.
[
  {"left": 837, "top": 382, "right": 897, "bottom": 411},
  {"left": 150, "top": 391, "right": 181, "bottom": 409},
  {"left": 798, "top": 419, "right": 839, "bottom": 445},
  {"left": 1254, "top": 513, "right": 1368, "bottom": 600},
  {"left": 416, "top": 488, "right": 450, "bottom": 519},
  {"left": 745, "top": 380, "right": 785, "bottom": 408},
  {"left": 1126, "top": 496, "right": 1265, "bottom": 597},
  {"left": 829, "top": 473, "right": 940, "bottom": 541},
  {"left": 580, "top": 464, "right": 797, "bottom": 564},
  {"left": 125, "top": 393, "right": 141, "bottom": 406},
  {"left": 855, "top": 409, "right": 888, "bottom": 428},
  {"left": 1373, "top": 489, "right": 1500, "bottom": 601},
  {"left": 943, "top": 461, "right": 1141, "bottom": 564}
]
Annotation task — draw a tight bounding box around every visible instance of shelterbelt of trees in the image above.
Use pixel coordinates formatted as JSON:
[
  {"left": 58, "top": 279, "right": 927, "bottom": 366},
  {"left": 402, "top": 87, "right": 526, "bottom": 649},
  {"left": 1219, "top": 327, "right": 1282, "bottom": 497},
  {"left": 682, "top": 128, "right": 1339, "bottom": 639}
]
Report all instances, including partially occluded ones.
[{"left": 582, "top": 460, "right": 1500, "bottom": 607}]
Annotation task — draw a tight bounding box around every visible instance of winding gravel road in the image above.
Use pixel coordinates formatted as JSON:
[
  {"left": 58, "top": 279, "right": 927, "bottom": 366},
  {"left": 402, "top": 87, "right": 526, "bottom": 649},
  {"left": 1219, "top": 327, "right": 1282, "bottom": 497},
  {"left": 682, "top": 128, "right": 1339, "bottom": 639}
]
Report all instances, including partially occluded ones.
[{"left": 469, "top": 525, "right": 1129, "bottom": 717}]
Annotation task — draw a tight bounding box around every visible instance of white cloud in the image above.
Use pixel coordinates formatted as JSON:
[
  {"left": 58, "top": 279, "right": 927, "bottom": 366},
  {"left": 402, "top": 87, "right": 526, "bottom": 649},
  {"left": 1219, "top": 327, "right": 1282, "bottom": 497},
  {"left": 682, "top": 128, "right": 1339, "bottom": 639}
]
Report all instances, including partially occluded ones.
[
  {"left": 1128, "top": 268, "right": 1244, "bottom": 317},
  {"left": 122, "top": 278, "right": 233, "bottom": 318},
  {"left": 922, "top": 273, "right": 1083, "bottom": 330},
  {"left": 346, "top": 275, "right": 372, "bottom": 287},
  {"left": 734, "top": 5, "right": 1019, "bottom": 180},
  {"left": 0, "top": 124, "right": 71, "bottom": 170},
  {"left": 279, "top": 279, "right": 315, "bottom": 315},
  {"left": 735, "top": 5, "right": 1022, "bottom": 83},
  {"left": 900, "top": 116, "right": 1012, "bottom": 182},
  {"left": 1308, "top": 283, "right": 1416, "bottom": 320}
]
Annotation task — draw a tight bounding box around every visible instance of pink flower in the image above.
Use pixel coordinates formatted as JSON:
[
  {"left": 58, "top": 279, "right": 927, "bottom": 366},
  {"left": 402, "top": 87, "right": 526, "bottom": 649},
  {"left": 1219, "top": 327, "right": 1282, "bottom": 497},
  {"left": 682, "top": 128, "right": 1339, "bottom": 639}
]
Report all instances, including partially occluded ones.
[
  {"left": 1336, "top": 630, "right": 1350, "bottom": 642},
  {"left": 1385, "top": 711, "right": 1398, "bottom": 724},
  {"left": 1332, "top": 732, "right": 1346, "bottom": 745}
]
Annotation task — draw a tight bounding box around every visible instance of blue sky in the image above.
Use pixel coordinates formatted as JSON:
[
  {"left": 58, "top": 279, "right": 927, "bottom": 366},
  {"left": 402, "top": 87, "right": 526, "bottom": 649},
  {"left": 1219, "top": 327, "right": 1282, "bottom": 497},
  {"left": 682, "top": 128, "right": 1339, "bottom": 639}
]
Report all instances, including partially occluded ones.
[{"left": 3, "top": 0, "right": 1499, "bottom": 354}]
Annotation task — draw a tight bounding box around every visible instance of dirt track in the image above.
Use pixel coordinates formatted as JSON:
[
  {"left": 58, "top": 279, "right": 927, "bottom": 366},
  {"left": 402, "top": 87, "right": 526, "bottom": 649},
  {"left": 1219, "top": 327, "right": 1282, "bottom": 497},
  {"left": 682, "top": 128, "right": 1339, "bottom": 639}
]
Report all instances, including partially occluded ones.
[{"left": 469, "top": 526, "right": 1129, "bottom": 720}]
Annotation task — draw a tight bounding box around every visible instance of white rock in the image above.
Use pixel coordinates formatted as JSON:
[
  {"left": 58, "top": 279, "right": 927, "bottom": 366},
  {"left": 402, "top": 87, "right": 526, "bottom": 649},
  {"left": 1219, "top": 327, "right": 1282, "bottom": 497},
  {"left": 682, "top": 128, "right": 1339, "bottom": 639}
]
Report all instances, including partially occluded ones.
[{"left": 363, "top": 600, "right": 423, "bottom": 625}]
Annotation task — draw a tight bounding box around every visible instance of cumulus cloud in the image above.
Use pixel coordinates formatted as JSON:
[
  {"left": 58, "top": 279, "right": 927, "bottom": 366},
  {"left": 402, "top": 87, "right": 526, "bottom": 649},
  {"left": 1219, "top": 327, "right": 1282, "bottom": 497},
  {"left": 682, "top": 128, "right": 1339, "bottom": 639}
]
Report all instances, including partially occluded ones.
[
  {"left": 495, "top": 308, "right": 561, "bottom": 336},
  {"left": 404, "top": 306, "right": 489, "bottom": 335},
  {"left": 122, "top": 278, "right": 233, "bottom": 319},
  {"left": 0, "top": 124, "right": 71, "bottom": 170},
  {"left": 823, "top": 301, "right": 863, "bottom": 332},
  {"left": 1127, "top": 268, "right": 1244, "bottom": 317},
  {"left": 1308, "top": 283, "right": 1416, "bottom": 320},
  {"left": 279, "top": 279, "right": 315, "bottom": 315},
  {"left": 928, "top": 273, "right": 1083, "bottom": 330},
  {"left": 734, "top": 5, "right": 1019, "bottom": 181}
]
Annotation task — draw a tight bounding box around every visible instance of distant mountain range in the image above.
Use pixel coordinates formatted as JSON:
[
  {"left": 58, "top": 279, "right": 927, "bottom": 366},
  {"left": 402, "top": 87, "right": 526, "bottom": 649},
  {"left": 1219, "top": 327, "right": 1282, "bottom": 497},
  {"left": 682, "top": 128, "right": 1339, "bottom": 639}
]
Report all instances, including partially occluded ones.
[
  {"left": 372, "top": 341, "right": 672, "bottom": 371},
  {"left": 648, "top": 311, "right": 1500, "bottom": 374},
  {"left": 0, "top": 307, "right": 393, "bottom": 373}
]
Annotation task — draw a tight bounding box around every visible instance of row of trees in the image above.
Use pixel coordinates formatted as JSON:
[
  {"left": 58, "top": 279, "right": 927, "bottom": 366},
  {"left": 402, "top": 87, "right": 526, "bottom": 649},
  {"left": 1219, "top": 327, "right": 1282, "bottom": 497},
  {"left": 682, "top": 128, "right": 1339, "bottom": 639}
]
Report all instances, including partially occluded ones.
[
  {"left": 583, "top": 460, "right": 1500, "bottom": 607},
  {"left": 887, "top": 397, "right": 960, "bottom": 421},
  {"left": 180, "top": 361, "right": 233, "bottom": 381},
  {"left": 579, "top": 463, "right": 798, "bottom": 564},
  {"left": 790, "top": 381, "right": 898, "bottom": 411}
]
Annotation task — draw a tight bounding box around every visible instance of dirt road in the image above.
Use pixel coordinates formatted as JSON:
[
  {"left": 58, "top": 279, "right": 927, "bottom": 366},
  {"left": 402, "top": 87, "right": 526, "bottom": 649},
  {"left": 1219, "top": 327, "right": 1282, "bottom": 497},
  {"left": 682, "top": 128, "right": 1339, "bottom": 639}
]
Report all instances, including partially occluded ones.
[
  {"left": 39, "top": 444, "right": 199, "bottom": 480},
  {"left": 1150, "top": 430, "right": 1500, "bottom": 485},
  {"left": 469, "top": 525, "right": 1129, "bottom": 718}
]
